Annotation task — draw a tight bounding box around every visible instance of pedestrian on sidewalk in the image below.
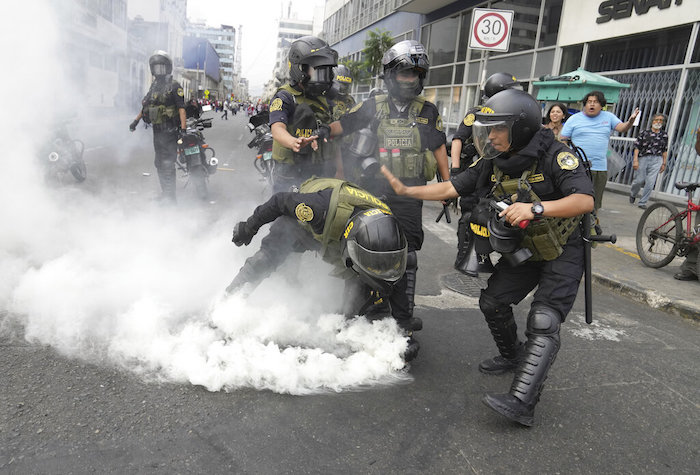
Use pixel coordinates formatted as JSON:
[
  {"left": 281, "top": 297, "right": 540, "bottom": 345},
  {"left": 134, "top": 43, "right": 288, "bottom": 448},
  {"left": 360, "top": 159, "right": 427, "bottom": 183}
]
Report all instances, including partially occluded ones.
[
  {"left": 674, "top": 125, "right": 700, "bottom": 281},
  {"left": 560, "top": 91, "right": 639, "bottom": 210},
  {"left": 543, "top": 102, "right": 569, "bottom": 142},
  {"left": 630, "top": 113, "right": 668, "bottom": 209}
]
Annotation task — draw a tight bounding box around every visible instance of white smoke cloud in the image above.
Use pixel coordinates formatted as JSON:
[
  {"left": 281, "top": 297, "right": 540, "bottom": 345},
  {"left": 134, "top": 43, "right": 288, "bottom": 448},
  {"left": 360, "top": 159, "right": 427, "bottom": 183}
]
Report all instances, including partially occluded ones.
[{"left": 0, "top": 2, "right": 411, "bottom": 395}]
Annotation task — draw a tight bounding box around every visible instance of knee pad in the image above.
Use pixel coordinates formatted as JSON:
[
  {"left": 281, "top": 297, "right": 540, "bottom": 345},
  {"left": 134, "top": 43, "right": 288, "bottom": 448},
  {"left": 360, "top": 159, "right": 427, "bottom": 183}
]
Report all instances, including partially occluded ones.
[
  {"left": 479, "top": 290, "right": 511, "bottom": 318},
  {"left": 526, "top": 305, "right": 561, "bottom": 336}
]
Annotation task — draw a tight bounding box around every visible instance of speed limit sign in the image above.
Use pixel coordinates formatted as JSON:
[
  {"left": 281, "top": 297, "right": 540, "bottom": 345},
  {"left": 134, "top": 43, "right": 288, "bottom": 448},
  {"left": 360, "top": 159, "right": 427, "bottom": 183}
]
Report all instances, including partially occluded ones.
[{"left": 469, "top": 8, "right": 514, "bottom": 52}]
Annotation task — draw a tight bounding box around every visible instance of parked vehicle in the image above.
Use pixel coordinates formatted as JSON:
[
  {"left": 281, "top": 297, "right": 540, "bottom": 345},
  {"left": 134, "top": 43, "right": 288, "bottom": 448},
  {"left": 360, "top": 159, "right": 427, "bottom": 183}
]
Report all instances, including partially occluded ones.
[
  {"left": 176, "top": 117, "right": 217, "bottom": 200},
  {"left": 247, "top": 111, "right": 274, "bottom": 188},
  {"left": 42, "top": 122, "right": 87, "bottom": 183}
]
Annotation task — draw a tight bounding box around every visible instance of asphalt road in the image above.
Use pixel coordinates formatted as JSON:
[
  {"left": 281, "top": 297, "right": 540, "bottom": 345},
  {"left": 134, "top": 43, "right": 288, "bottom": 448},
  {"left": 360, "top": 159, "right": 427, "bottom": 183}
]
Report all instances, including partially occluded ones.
[{"left": 1, "top": 112, "right": 698, "bottom": 473}]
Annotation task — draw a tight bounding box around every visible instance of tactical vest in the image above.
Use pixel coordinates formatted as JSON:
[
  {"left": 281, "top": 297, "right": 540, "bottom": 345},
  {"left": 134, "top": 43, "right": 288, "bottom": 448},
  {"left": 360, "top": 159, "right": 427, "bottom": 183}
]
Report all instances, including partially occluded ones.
[
  {"left": 374, "top": 95, "right": 437, "bottom": 180},
  {"left": 298, "top": 177, "right": 391, "bottom": 263},
  {"left": 272, "top": 84, "right": 334, "bottom": 165},
  {"left": 492, "top": 163, "right": 581, "bottom": 261},
  {"left": 142, "top": 80, "right": 179, "bottom": 127}
]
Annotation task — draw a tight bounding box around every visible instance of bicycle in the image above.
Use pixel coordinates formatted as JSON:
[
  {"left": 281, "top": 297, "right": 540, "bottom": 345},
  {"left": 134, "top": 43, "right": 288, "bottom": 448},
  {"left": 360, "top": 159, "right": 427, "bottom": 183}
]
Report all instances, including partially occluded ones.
[{"left": 635, "top": 181, "right": 700, "bottom": 270}]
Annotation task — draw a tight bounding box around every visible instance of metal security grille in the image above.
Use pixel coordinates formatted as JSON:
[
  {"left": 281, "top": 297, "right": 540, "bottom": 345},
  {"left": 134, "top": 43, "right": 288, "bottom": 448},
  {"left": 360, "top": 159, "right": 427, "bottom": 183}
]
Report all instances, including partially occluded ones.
[
  {"left": 663, "top": 69, "right": 700, "bottom": 193},
  {"left": 608, "top": 70, "right": 681, "bottom": 185}
]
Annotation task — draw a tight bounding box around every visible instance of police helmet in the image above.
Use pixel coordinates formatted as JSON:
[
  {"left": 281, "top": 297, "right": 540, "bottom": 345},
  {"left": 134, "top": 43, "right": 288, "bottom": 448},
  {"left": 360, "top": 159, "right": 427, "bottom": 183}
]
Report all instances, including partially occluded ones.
[
  {"left": 472, "top": 89, "right": 542, "bottom": 159},
  {"left": 340, "top": 209, "right": 408, "bottom": 293},
  {"left": 483, "top": 72, "right": 522, "bottom": 99},
  {"left": 149, "top": 50, "right": 173, "bottom": 77},
  {"left": 382, "top": 40, "right": 429, "bottom": 101},
  {"left": 334, "top": 64, "right": 353, "bottom": 95},
  {"left": 487, "top": 214, "right": 523, "bottom": 254},
  {"left": 288, "top": 36, "right": 338, "bottom": 96}
]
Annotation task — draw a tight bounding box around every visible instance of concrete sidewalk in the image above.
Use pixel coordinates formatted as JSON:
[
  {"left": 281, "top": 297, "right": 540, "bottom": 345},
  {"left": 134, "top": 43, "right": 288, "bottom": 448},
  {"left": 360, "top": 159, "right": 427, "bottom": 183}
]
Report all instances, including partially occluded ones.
[{"left": 592, "top": 188, "right": 699, "bottom": 320}]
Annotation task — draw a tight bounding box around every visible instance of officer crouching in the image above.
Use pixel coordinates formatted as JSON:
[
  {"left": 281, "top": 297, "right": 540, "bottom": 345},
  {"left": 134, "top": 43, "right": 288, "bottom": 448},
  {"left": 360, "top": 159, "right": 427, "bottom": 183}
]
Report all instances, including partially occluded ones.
[
  {"left": 380, "top": 89, "right": 594, "bottom": 426},
  {"left": 225, "top": 177, "right": 422, "bottom": 362}
]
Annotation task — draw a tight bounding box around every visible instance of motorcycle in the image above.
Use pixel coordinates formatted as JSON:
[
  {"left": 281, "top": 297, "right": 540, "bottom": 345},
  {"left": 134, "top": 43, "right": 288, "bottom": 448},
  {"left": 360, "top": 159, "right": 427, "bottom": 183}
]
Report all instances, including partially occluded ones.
[
  {"left": 176, "top": 116, "right": 217, "bottom": 200},
  {"left": 42, "top": 121, "right": 87, "bottom": 183},
  {"left": 247, "top": 111, "right": 274, "bottom": 188}
]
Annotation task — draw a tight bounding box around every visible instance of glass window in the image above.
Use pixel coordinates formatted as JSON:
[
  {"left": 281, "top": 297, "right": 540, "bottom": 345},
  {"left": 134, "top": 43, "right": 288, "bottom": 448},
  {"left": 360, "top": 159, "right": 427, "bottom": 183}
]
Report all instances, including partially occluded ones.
[
  {"left": 486, "top": 53, "right": 534, "bottom": 81},
  {"left": 448, "top": 86, "right": 462, "bottom": 124},
  {"left": 534, "top": 49, "right": 555, "bottom": 79},
  {"left": 454, "top": 63, "right": 465, "bottom": 85},
  {"left": 491, "top": 0, "right": 541, "bottom": 53},
  {"left": 428, "top": 15, "right": 459, "bottom": 65},
  {"left": 559, "top": 45, "right": 582, "bottom": 74},
  {"left": 421, "top": 25, "right": 430, "bottom": 50},
  {"left": 467, "top": 61, "right": 481, "bottom": 83},
  {"left": 457, "top": 12, "right": 471, "bottom": 62},
  {"left": 539, "top": 0, "right": 562, "bottom": 47},
  {"left": 425, "top": 65, "right": 453, "bottom": 86},
  {"left": 586, "top": 26, "right": 692, "bottom": 72},
  {"left": 693, "top": 29, "right": 700, "bottom": 63}
]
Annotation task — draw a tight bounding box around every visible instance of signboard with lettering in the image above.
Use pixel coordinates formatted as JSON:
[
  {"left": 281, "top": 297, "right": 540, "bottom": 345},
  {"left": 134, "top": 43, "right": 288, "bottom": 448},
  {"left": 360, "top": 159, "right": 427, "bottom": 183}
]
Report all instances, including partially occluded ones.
[{"left": 469, "top": 8, "right": 514, "bottom": 52}]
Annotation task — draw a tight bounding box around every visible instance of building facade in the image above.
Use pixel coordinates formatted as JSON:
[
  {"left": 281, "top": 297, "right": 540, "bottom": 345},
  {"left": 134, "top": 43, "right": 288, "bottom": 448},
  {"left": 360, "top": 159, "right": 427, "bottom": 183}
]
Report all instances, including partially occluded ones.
[
  {"left": 186, "top": 22, "right": 237, "bottom": 98},
  {"left": 325, "top": 0, "right": 700, "bottom": 197}
]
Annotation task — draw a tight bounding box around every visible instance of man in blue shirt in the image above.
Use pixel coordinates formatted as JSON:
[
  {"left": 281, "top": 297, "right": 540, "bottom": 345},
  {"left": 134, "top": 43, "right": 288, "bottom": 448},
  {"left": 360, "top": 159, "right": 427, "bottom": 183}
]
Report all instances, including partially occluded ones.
[{"left": 560, "top": 91, "right": 639, "bottom": 210}]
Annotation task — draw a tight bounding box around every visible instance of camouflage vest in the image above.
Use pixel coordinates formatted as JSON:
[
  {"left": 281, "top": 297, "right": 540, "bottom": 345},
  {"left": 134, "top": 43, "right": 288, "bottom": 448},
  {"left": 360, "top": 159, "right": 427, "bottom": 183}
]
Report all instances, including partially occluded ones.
[
  {"left": 299, "top": 177, "right": 391, "bottom": 263},
  {"left": 374, "top": 95, "right": 437, "bottom": 180},
  {"left": 142, "top": 79, "right": 179, "bottom": 126},
  {"left": 272, "top": 84, "right": 334, "bottom": 165},
  {"left": 492, "top": 163, "right": 581, "bottom": 261}
]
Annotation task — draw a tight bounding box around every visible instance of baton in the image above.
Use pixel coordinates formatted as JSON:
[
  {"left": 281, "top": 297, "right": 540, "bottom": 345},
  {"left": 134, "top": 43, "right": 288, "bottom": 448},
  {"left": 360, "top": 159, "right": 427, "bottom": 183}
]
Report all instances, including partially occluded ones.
[{"left": 435, "top": 174, "right": 452, "bottom": 224}]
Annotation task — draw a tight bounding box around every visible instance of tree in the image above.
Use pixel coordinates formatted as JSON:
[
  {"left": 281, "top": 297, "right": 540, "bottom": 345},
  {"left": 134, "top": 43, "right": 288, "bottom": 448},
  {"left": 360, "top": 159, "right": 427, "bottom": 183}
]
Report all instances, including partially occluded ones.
[
  {"left": 362, "top": 29, "right": 394, "bottom": 81},
  {"left": 341, "top": 59, "right": 369, "bottom": 85}
]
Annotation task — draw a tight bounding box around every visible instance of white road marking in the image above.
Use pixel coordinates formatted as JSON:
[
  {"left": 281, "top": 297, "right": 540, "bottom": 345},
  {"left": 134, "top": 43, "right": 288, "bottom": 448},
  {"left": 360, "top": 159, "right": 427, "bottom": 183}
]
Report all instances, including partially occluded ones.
[{"left": 423, "top": 220, "right": 457, "bottom": 246}]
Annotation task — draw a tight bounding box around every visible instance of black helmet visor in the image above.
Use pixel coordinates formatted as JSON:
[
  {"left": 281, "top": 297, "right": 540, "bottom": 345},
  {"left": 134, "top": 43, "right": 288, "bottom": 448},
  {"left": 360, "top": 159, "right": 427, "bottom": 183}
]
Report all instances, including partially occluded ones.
[{"left": 346, "top": 240, "right": 407, "bottom": 282}]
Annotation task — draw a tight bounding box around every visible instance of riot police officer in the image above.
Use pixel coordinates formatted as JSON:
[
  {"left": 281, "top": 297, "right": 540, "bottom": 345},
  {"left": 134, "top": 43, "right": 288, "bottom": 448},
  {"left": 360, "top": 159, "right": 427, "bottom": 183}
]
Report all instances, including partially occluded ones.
[
  {"left": 451, "top": 72, "right": 521, "bottom": 274},
  {"left": 381, "top": 89, "right": 594, "bottom": 426},
  {"left": 225, "top": 177, "right": 421, "bottom": 361},
  {"left": 268, "top": 36, "right": 341, "bottom": 192},
  {"left": 326, "top": 39, "right": 450, "bottom": 331},
  {"left": 129, "top": 51, "right": 186, "bottom": 202},
  {"left": 330, "top": 65, "right": 359, "bottom": 181}
]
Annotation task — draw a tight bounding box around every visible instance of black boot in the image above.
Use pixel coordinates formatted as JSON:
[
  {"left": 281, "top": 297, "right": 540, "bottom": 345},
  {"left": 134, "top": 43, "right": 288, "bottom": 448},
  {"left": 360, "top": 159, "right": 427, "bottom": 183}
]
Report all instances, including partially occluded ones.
[
  {"left": 478, "top": 291, "right": 522, "bottom": 374},
  {"left": 157, "top": 164, "right": 177, "bottom": 203},
  {"left": 483, "top": 306, "right": 561, "bottom": 427}
]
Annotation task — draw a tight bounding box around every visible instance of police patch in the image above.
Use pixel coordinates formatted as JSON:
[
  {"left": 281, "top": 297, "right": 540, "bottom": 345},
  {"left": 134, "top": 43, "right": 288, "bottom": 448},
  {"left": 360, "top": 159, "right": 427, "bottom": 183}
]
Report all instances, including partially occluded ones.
[
  {"left": 436, "top": 116, "right": 443, "bottom": 132},
  {"left": 556, "top": 151, "right": 579, "bottom": 170},
  {"left": 177, "top": 88, "right": 184, "bottom": 97},
  {"left": 295, "top": 203, "right": 314, "bottom": 222},
  {"left": 270, "top": 98, "right": 283, "bottom": 112},
  {"left": 415, "top": 117, "right": 428, "bottom": 124},
  {"left": 464, "top": 113, "right": 475, "bottom": 126}
]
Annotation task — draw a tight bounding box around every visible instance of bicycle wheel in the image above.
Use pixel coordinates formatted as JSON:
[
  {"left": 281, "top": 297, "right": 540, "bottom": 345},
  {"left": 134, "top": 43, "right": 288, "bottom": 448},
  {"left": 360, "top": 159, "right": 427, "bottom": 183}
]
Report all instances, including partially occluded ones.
[{"left": 635, "top": 202, "right": 682, "bottom": 268}]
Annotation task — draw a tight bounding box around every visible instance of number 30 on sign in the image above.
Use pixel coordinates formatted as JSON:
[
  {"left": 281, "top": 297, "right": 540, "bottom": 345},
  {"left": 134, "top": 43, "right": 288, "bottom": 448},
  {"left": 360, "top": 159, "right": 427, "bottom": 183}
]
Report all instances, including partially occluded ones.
[{"left": 469, "top": 8, "right": 514, "bottom": 52}]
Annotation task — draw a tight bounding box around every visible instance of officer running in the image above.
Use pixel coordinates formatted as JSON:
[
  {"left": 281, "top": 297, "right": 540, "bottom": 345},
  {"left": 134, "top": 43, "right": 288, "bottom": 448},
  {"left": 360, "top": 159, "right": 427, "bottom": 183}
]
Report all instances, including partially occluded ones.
[
  {"left": 268, "top": 36, "right": 341, "bottom": 192},
  {"left": 381, "top": 89, "right": 594, "bottom": 426},
  {"left": 225, "top": 177, "right": 421, "bottom": 361},
  {"left": 326, "top": 40, "right": 450, "bottom": 337},
  {"left": 129, "top": 51, "right": 186, "bottom": 203}
]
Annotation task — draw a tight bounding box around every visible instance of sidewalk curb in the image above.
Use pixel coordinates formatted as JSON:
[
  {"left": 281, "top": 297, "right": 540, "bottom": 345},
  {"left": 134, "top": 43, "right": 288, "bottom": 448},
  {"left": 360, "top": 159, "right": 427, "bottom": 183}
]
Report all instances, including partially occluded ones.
[{"left": 593, "top": 272, "right": 700, "bottom": 322}]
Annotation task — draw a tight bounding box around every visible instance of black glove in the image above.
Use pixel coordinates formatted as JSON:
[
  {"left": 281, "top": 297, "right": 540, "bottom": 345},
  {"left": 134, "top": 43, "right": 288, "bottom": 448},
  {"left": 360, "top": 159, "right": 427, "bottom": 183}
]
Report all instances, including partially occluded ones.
[
  {"left": 232, "top": 221, "right": 256, "bottom": 246},
  {"left": 129, "top": 120, "right": 139, "bottom": 132},
  {"left": 313, "top": 124, "right": 331, "bottom": 142}
]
